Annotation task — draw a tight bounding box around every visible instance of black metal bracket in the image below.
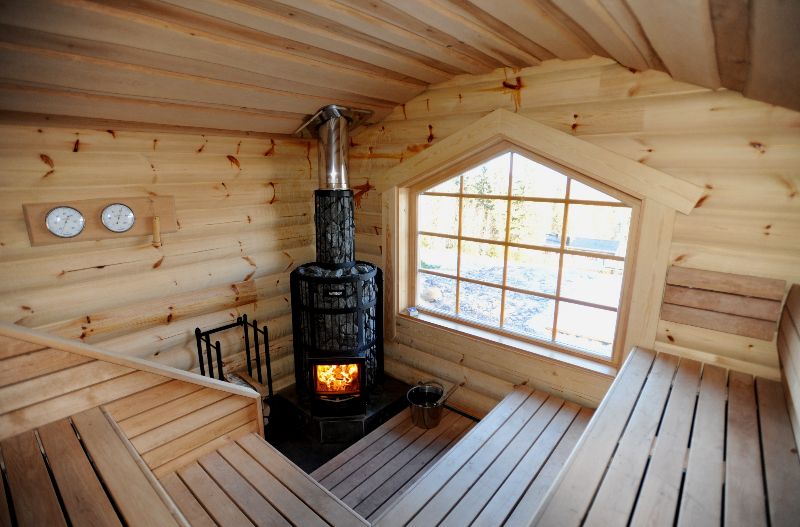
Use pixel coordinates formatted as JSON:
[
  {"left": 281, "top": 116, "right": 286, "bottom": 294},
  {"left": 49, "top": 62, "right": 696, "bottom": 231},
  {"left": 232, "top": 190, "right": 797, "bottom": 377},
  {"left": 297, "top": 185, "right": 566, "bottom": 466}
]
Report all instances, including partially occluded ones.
[{"left": 194, "top": 314, "right": 273, "bottom": 399}]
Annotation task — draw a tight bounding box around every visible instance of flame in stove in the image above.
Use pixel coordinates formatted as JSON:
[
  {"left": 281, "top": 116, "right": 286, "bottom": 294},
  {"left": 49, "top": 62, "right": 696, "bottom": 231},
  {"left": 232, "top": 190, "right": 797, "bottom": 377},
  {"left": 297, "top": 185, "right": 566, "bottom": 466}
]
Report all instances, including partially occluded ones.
[{"left": 315, "top": 363, "right": 360, "bottom": 394}]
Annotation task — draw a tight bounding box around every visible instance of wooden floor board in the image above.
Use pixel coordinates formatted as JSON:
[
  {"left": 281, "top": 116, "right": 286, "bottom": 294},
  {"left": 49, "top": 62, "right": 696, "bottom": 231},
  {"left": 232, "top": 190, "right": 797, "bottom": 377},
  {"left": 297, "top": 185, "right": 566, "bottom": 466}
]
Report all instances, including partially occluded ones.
[
  {"left": 178, "top": 461, "right": 255, "bottom": 527},
  {"left": 160, "top": 472, "right": 216, "bottom": 527}
]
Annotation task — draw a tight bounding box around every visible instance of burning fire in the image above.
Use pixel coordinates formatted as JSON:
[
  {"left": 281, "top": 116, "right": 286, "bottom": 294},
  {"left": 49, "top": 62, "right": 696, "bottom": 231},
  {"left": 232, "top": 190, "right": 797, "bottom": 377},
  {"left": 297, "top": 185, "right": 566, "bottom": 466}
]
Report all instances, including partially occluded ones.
[{"left": 315, "top": 363, "right": 360, "bottom": 395}]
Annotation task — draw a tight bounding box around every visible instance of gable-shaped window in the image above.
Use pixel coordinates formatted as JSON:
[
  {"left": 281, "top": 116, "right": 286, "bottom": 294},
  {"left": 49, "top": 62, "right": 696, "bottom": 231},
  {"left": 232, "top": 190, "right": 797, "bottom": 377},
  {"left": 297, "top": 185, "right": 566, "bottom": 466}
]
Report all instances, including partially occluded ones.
[{"left": 412, "top": 148, "right": 637, "bottom": 361}]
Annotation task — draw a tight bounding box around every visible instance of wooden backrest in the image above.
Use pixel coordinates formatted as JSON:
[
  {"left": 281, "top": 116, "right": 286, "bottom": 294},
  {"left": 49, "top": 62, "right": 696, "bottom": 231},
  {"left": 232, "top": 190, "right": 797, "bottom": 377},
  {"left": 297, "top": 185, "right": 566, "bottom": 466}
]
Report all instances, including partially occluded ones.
[
  {"left": 661, "top": 266, "right": 786, "bottom": 340},
  {"left": 778, "top": 284, "right": 800, "bottom": 442}
]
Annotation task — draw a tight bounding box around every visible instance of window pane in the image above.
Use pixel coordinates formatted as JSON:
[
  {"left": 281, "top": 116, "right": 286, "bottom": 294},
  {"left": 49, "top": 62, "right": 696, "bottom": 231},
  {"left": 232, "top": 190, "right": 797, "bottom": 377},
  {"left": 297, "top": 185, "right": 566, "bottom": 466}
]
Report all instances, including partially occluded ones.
[
  {"left": 503, "top": 291, "right": 555, "bottom": 341},
  {"left": 460, "top": 240, "right": 504, "bottom": 285},
  {"left": 570, "top": 179, "right": 620, "bottom": 203},
  {"left": 506, "top": 247, "right": 559, "bottom": 294},
  {"left": 427, "top": 175, "right": 460, "bottom": 194},
  {"left": 509, "top": 201, "right": 564, "bottom": 247},
  {"left": 418, "top": 195, "right": 459, "bottom": 236},
  {"left": 417, "top": 273, "right": 456, "bottom": 314},
  {"left": 418, "top": 235, "right": 457, "bottom": 276},
  {"left": 565, "top": 205, "right": 631, "bottom": 257},
  {"left": 461, "top": 198, "right": 507, "bottom": 241},
  {"left": 458, "top": 281, "right": 502, "bottom": 326},
  {"left": 556, "top": 302, "right": 616, "bottom": 357},
  {"left": 462, "top": 153, "right": 510, "bottom": 195},
  {"left": 511, "top": 154, "right": 568, "bottom": 199},
  {"left": 560, "top": 254, "right": 623, "bottom": 308}
]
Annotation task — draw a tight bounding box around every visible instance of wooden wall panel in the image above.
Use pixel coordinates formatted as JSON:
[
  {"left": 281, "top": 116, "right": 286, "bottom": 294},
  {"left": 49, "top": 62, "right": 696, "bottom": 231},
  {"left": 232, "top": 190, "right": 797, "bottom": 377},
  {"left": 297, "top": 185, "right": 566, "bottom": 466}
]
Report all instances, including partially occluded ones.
[
  {"left": 351, "top": 58, "right": 800, "bottom": 404},
  {"left": 0, "top": 124, "right": 314, "bottom": 390}
]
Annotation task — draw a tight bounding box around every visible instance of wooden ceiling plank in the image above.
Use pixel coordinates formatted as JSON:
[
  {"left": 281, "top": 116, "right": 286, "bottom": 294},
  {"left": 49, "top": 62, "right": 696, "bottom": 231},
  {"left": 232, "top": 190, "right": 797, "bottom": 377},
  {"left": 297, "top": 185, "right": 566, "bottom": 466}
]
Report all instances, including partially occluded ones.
[
  {"left": 463, "top": 0, "right": 592, "bottom": 60},
  {"left": 266, "top": 0, "right": 493, "bottom": 74},
  {"left": 160, "top": 0, "right": 450, "bottom": 84},
  {"left": 110, "top": 0, "right": 433, "bottom": 86},
  {"left": 550, "top": 0, "right": 649, "bottom": 72},
  {"left": 624, "top": 0, "right": 721, "bottom": 88},
  {"left": 441, "top": 0, "right": 555, "bottom": 62},
  {"left": 0, "top": 23, "right": 398, "bottom": 108},
  {"left": 0, "top": 0, "right": 421, "bottom": 102},
  {"left": 244, "top": 0, "right": 482, "bottom": 75},
  {"left": 597, "top": 0, "right": 665, "bottom": 71},
  {"left": 532, "top": 0, "right": 610, "bottom": 59},
  {"left": 0, "top": 42, "right": 392, "bottom": 117},
  {"left": 379, "top": 0, "right": 542, "bottom": 66},
  {"left": 744, "top": 0, "right": 800, "bottom": 111},
  {"left": 0, "top": 83, "right": 304, "bottom": 134},
  {"left": 708, "top": 0, "right": 750, "bottom": 93}
]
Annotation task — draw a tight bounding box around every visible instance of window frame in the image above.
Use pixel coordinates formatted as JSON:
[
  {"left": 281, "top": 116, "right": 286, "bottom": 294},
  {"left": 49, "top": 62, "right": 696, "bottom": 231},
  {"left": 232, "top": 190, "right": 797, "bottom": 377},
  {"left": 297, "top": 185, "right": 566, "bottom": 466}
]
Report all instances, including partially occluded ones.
[{"left": 408, "top": 142, "right": 641, "bottom": 366}]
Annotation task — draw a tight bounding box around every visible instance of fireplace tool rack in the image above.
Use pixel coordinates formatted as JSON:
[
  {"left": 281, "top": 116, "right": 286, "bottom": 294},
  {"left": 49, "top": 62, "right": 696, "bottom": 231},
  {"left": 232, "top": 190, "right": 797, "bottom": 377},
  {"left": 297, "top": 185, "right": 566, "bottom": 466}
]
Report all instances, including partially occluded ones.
[{"left": 194, "top": 314, "right": 273, "bottom": 399}]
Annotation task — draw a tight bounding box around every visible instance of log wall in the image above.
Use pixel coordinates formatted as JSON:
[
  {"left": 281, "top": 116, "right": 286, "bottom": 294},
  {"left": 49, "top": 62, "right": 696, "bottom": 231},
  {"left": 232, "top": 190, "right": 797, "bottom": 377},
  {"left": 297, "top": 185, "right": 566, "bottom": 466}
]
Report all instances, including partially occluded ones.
[
  {"left": 0, "top": 125, "right": 316, "bottom": 391},
  {"left": 350, "top": 57, "right": 800, "bottom": 412}
]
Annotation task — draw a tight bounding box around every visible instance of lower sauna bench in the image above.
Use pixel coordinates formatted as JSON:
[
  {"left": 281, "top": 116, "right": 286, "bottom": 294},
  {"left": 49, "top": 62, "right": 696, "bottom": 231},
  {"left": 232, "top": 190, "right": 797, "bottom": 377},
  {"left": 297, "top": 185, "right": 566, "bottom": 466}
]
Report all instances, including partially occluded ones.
[{"left": 363, "top": 386, "right": 593, "bottom": 526}]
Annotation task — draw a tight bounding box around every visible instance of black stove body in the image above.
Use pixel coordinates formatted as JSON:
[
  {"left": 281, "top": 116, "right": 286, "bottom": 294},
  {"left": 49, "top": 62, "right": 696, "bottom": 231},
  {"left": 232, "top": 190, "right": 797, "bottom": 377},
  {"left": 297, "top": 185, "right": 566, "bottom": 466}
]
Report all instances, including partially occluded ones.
[{"left": 290, "top": 105, "right": 383, "bottom": 417}]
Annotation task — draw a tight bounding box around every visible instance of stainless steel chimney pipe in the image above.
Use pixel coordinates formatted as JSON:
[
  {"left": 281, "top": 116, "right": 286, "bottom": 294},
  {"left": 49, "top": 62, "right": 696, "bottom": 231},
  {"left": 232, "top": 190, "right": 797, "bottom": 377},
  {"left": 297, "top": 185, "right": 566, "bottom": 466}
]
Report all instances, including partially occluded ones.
[
  {"left": 316, "top": 107, "right": 350, "bottom": 189},
  {"left": 294, "top": 104, "right": 373, "bottom": 190}
]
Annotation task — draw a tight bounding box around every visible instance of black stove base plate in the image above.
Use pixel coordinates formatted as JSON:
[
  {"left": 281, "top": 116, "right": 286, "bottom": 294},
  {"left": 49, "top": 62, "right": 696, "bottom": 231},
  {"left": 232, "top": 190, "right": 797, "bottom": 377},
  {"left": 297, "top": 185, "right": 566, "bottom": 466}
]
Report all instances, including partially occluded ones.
[{"left": 266, "top": 375, "right": 411, "bottom": 473}]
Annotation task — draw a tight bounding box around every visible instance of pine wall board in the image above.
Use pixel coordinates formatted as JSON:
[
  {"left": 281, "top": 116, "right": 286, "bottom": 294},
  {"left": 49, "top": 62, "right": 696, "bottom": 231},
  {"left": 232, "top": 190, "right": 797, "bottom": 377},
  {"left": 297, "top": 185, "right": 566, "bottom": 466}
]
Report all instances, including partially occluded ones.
[
  {"left": 350, "top": 57, "right": 800, "bottom": 410},
  {"left": 0, "top": 125, "right": 315, "bottom": 391}
]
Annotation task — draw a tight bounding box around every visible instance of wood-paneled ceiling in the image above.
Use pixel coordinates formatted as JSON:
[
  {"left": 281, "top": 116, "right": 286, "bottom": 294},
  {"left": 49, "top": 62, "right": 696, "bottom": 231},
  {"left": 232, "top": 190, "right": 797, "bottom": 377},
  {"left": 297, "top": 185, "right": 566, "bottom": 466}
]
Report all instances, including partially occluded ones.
[{"left": 0, "top": 0, "right": 797, "bottom": 135}]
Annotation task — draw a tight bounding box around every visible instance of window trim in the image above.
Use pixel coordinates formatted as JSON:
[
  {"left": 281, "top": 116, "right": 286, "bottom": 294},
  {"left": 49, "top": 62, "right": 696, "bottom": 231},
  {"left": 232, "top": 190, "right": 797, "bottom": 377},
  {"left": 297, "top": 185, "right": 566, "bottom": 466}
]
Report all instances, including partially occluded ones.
[
  {"left": 379, "top": 109, "right": 702, "bottom": 369},
  {"left": 408, "top": 144, "right": 641, "bottom": 366}
]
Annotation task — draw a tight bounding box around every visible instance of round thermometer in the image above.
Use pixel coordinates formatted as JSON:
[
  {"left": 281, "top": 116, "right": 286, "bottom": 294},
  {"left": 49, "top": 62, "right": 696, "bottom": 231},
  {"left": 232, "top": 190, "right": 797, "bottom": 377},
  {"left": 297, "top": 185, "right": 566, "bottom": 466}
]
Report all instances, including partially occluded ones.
[
  {"left": 45, "top": 206, "right": 85, "bottom": 238},
  {"left": 101, "top": 203, "right": 136, "bottom": 233}
]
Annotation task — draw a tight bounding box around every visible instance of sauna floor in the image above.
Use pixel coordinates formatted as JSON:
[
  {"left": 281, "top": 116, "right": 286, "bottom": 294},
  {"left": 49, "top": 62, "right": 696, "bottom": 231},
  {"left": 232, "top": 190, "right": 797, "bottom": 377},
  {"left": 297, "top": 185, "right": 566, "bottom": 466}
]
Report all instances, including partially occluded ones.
[{"left": 311, "top": 407, "right": 477, "bottom": 521}]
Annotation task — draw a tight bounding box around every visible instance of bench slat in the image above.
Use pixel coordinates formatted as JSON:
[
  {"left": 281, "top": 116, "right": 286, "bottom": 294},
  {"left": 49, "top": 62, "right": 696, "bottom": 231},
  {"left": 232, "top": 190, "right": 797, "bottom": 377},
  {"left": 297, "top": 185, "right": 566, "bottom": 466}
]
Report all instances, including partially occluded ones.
[
  {"left": 503, "top": 407, "right": 592, "bottom": 526},
  {"left": 471, "top": 401, "right": 581, "bottom": 526},
  {"left": 1, "top": 431, "right": 67, "bottom": 527},
  {"left": 374, "top": 386, "right": 531, "bottom": 526},
  {"left": 237, "top": 434, "right": 368, "bottom": 527},
  {"left": 725, "top": 372, "right": 768, "bottom": 527},
  {"left": 217, "top": 442, "right": 328, "bottom": 527},
  {"left": 178, "top": 461, "right": 255, "bottom": 527},
  {"left": 342, "top": 411, "right": 461, "bottom": 507},
  {"left": 756, "top": 377, "right": 800, "bottom": 527},
  {"left": 410, "top": 390, "right": 548, "bottom": 526},
  {"left": 630, "top": 358, "right": 702, "bottom": 526},
  {"left": 440, "top": 396, "right": 565, "bottom": 526},
  {"left": 677, "top": 364, "right": 727, "bottom": 527},
  {"left": 160, "top": 472, "right": 216, "bottom": 527},
  {"left": 363, "top": 414, "right": 473, "bottom": 521},
  {"left": 584, "top": 352, "right": 680, "bottom": 526},
  {"left": 532, "top": 347, "right": 655, "bottom": 526},
  {"left": 38, "top": 419, "right": 122, "bottom": 527}
]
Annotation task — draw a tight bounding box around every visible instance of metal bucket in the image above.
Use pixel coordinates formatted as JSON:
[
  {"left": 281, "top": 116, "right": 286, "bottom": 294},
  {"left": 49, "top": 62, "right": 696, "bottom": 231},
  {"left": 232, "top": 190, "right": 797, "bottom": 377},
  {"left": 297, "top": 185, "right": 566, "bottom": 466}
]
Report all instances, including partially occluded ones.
[{"left": 407, "top": 381, "right": 456, "bottom": 429}]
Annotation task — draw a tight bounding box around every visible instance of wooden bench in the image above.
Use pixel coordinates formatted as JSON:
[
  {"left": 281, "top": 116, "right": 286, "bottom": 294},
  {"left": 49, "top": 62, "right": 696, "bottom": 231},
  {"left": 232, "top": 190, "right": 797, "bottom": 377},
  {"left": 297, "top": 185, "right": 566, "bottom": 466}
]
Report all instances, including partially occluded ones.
[
  {"left": 532, "top": 285, "right": 800, "bottom": 526},
  {"left": 0, "top": 407, "right": 184, "bottom": 526},
  {"left": 373, "top": 386, "right": 593, "bottom": 526},
  {"left": 161, "top": 433, "right": 368, "bottom": 527}
]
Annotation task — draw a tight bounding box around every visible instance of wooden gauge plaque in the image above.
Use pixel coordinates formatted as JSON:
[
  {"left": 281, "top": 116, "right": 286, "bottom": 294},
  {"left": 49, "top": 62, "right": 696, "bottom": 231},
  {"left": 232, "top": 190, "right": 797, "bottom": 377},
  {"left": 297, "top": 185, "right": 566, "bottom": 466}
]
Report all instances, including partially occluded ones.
[{"left": 23, "top": 196, "right": 177, "bottom": 246}]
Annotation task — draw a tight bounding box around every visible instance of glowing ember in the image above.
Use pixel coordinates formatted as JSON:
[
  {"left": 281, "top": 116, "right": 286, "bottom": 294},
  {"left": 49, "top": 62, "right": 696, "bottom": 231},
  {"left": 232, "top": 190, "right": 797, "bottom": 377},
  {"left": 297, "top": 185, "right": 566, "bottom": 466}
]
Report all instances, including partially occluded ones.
[{"left": 314, "top": 363, "right": 360, "bottom": 395}]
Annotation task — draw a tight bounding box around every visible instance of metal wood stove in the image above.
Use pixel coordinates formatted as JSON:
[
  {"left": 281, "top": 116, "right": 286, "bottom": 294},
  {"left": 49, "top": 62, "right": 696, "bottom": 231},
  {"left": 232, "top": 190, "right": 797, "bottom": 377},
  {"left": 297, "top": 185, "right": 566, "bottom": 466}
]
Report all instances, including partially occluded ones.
[{"left": 291, "top": 105, "right": 383, "bottom": 417}]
